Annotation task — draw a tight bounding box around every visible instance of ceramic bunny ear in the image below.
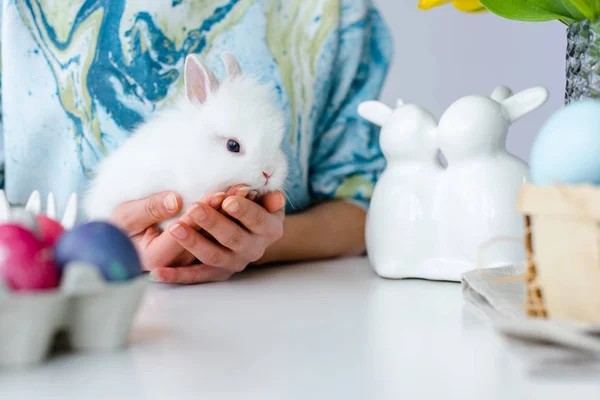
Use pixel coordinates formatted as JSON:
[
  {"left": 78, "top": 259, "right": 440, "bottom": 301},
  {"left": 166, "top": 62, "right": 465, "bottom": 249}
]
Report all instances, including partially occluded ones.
[
  {"left": 358, "top": 101, "right": 393, "bottom": 127},
  {"left": 491, "top": 86, "right": 513, "bottom": 102},
  {"left": 184, "top": 53, "right": 219, "bottom": 105},
  {"left": 221, "top": 52, "right": 242, "bottom": 79},
  {"left": 501, "top": 86, "right": 549, "bottom": 123}
]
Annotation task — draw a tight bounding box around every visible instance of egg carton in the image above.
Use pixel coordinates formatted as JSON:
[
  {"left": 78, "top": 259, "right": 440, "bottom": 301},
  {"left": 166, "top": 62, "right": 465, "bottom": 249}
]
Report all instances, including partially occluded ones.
[
  {"left": 0, "top": 189, "right": 78, "bottom": 229},
  {"left": 0, "top": 265, "right": 148, "bottom": 368},
  {"left": 0, "top": 191, "right": 149, "bottom": 368}
]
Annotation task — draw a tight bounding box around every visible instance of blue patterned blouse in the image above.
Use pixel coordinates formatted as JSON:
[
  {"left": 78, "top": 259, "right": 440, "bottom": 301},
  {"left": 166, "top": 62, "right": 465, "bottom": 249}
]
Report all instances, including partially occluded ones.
[{"left": 0, "top": 0, "right": 392, "bottom": 217}]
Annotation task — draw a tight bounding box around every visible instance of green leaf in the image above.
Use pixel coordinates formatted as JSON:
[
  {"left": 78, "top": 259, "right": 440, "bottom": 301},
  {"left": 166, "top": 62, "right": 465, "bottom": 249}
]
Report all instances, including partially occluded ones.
[
  {"left": 568, "top": 0, "right": 597, "bottom": 20},
  {"left": 479, "top": 0, "right": 570, "bottom": 21},
  {"left": 529, "top": 0, "right": 579, "bottom": 19},
  {"left": 557, "top": 0, "right": 588, "bottom": 20}
]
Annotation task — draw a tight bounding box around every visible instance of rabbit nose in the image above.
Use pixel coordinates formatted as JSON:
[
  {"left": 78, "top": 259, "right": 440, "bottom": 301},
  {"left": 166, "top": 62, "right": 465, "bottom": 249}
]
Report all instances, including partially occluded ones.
[{"left": 262, "top": 170, "right": 273, "bottom": 185}]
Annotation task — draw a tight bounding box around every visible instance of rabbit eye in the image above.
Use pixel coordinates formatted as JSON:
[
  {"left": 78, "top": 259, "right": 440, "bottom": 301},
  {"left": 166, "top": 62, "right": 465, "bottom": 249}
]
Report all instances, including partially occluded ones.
[{"left": 227, "top": 139, "right": 241, "bottom": 153}]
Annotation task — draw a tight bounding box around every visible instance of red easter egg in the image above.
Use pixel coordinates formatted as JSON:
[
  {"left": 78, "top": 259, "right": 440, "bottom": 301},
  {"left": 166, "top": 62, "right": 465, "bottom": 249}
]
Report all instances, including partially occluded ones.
[
  {"left": 36, "top": 215, "right": 65, "bottom": 247},
  {"left": 0, "top": 224, "right": 59, "bottom": 292}
]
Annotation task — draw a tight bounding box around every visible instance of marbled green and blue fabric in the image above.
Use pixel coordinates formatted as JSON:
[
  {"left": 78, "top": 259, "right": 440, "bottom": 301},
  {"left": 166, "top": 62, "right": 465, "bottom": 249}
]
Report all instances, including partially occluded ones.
[{"left": 0, "top": 0, "right": 392, "bottom": 217}]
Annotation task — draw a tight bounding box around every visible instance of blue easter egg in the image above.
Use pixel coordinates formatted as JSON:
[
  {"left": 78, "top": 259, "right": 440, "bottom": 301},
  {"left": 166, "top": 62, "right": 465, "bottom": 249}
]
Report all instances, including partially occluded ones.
[
  {"left": 530, "top": 99, "right": 600, "bottom": 185},
  {"left": 54, "top": 221, "right": 142, "bottom": 282}
]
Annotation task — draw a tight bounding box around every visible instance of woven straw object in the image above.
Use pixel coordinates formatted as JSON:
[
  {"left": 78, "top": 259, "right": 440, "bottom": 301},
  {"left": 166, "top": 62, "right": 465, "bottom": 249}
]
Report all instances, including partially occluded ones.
[{"left": 517, "top": 184, "right": 600, "bottom": 324}]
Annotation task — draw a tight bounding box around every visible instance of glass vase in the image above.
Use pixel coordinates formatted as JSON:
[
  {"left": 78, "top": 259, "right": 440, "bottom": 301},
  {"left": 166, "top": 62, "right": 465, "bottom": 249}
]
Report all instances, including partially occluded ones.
[{"left": 565, "top": 18, "right": 600, "bottom": 103}]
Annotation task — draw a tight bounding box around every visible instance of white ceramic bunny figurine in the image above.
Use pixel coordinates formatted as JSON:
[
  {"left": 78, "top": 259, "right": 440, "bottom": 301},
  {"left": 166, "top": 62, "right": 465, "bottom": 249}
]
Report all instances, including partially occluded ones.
[
  {"left": 432, "top": 85, "right": 549, "bottom": 278},
  {"left": 358, "top": 99, "right": 442, "bottom": 279}
]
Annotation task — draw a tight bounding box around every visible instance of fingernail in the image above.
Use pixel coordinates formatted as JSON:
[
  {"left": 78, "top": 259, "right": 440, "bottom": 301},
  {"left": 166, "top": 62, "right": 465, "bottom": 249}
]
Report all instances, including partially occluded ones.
[
  {"left": 190, "top": 204, "right": 207, "bottom": 221},
  {"left": 187, "top": 203, "right": 199, "bottom": 213},
  {"left": 169, "top": 223, "right": 187, "bottom": 239},
  {"left": 236, "top": 187, "right": 250, "bottom": 197},
  {"left": 149, "top": 270, "right": 162, "bottom": 282},
  {"left": 248, "top": 190, "right": 258, "bottom": 201},
  {"left": 223, "top": 198, "right": 240, "bottom": 213},
  {"left": 210, "top": 192, "right": 225, "bottom": 208},
  {"left": 277, "top": 192, "right": 285, "bottom": 207},
  {"left": 164, "top": 193, "right": 178, "bottom": 212}
]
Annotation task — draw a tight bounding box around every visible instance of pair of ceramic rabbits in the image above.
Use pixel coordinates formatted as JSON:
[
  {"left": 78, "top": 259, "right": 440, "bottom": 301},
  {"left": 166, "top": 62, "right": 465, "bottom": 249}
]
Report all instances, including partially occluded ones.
[{"left": 358, "top": 85, "right": 549, "bottom": 282}]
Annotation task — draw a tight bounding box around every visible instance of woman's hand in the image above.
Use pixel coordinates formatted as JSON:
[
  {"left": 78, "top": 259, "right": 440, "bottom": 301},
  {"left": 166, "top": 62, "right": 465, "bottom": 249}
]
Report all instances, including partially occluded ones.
[
  {"left": 148, "top": 190, "right": 285, "bottom": 284},
  {"left": 109, "top": 189, "right": 233, "bottom": 269},
  {"left": 109, "top": 191, "right": 194, "bottom": 269}
]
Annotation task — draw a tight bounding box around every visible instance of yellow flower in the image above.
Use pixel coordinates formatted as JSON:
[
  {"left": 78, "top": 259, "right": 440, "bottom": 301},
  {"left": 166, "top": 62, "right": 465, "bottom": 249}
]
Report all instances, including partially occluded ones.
[{"left": 418, "top": 0, "right": 487, "bottom": 13}]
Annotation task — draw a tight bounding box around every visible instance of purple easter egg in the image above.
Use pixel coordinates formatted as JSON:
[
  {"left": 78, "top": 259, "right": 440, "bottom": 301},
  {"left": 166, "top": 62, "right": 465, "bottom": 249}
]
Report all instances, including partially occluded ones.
[
  {"left": 54, "top": 221, "right": 142, "bottom": 282},
  {"left": 0, "top": 224, "right": 60, "bottom": 292},
  {"left": 36, "top": 215, "right": 65, "bottom": 248}
]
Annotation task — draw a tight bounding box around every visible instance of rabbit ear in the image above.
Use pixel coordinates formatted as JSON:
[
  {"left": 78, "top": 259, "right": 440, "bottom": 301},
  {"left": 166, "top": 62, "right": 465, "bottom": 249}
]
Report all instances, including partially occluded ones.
[
  {"left": 221, "top": 52, "right": 242, "bottom": 79},
  {"left": 357, "top": 101, "right": 393, "bottom": 127},
  {"left": 501, "top": 86, "right": 549, "bottom": 123},
  {"left": 490, "top": 86, "right": 513, "bottom": 102},
  {"left": 184, "top": 53, "right": 219, "bottom": 105}
]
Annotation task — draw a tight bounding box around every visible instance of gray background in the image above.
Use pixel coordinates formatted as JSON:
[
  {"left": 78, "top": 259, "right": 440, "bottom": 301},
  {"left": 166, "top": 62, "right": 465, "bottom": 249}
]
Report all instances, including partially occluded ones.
[{"left": 373, "top": 0, "right": 566, "bottom": 162}]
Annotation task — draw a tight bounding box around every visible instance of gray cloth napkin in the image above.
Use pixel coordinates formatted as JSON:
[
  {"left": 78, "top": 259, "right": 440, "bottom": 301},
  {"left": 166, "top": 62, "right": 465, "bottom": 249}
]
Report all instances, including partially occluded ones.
[{"left": 461, "top": 265, "right": 600, "bottom": 373}]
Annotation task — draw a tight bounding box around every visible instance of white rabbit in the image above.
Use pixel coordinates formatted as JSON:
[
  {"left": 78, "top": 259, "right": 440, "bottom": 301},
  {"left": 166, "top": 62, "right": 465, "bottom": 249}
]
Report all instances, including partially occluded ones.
[
  {"left": 83, "top": 52, "right": 288, "bottom": 229},
  {"left": 358, "top": 99, "right": 442, "bottom": 279},
  {"left": 433, "top": 85, "right": 548, "bottom": 276}
]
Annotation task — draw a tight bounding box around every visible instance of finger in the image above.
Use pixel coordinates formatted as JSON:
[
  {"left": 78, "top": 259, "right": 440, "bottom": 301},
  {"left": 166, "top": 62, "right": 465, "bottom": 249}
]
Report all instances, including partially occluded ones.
[
  {"left": 225, "top": 184, "right": 250, "bottom": 198},
  {"left": 139, "top": 230, "right": 188, "bottom": 270},
  {"left": 222, "top": 196, "right": 283, "bottom": 236},
  {"left": 192, "top": 186, "right": 247, "bottom": 213},
  {"left": 198, "top": 190, "right": 226, "bottom": 209},
  {"left": 167, "top": 221, "right": 239, "bottom": 268},
  {"left": 149, "top": 264, "right": 233, "bottom": 284},
  {"left": 131, "top": 226, "right": 161, "bottom": 271},
  {"left": 171, "top": 249, "right": 198, "bottom": 267},
  {"left": 176, "top": 204, "right": 216, "bottom": 242},
  {"left": 198, "top": 186, "right": 249, "bottom": 214},
  {"left": 110, "top": 191, "right": 182, "bottom": 236},
  {"left": 134, "top": 216, "right": 198, "bottom": 270},
  {"left": 260, "top": 191, "right": 286, "bottom": 213},
  {"left": 185, "top": 203, "right": 260, "bottom": 261},
  {"left": 181, "top": 187, "right": 251, "bottom": 233},
  {"left": 133, "top": 225, "right": 161, "bottom": 253}
]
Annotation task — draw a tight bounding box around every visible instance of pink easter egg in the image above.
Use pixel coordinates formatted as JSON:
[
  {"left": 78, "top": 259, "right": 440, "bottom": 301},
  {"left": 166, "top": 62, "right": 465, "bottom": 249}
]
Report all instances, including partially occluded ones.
[
  {"left": 0, "top": 224, "right": 59, "bottom": 292},
  {"left": 36, "top": 215, "right": 65, "bottom": 247}
]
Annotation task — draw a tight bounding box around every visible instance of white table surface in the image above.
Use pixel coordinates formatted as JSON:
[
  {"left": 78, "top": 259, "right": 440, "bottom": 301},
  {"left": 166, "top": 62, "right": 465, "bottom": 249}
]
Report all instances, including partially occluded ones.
[{"left": 1, "top": 257, "right": 599, "bottom": 399}]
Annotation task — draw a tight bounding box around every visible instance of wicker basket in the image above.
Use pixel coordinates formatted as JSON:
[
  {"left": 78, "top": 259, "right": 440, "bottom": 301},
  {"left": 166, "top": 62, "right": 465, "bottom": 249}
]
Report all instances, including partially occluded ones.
[{"left": 517, "top": 184, "right": 600, "bottom": 323}]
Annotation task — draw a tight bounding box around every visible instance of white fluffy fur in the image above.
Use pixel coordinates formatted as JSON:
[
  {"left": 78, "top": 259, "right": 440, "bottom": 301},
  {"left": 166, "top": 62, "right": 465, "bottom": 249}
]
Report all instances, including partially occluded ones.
[{"left": 83, "top": 53, "right": 288, "bottom": 229}]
